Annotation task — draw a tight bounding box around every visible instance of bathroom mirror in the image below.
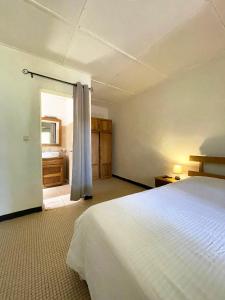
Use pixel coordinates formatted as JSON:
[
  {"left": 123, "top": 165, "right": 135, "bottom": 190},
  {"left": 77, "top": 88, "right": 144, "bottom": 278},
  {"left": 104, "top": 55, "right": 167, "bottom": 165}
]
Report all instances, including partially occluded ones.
[{"left": 41, "top": 117, "right": 61, "bottom": 146}]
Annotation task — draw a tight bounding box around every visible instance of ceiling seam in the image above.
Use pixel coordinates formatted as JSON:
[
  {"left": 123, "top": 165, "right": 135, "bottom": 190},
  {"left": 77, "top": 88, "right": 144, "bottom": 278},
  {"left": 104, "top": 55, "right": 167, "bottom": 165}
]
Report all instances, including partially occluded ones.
[
  {"left": 78, "top": 26, "right": 167, "bottom": 78},
  {"left": 62, "top": 0, "right": 88, "bottom": 65},
  {"left": 25, "top": 0, "right": 163, "bottom": 79},
  {"left": 208, "top": 0, "right": 225, "bottom": 31},
  {"left": 24, "top": 0, "right": 90, "bottom": 66},
  {"left": 21, "top": 0, "right": 221, "bottom": 101},
  {"left": 92, "top": 79, "right": 134, "bottom": 95},
  {"left": 24, "top": 0, "right": 71, "bottom": 25},
  {"left": 136, "top": 2, "right": 209, "bottom": 63}
]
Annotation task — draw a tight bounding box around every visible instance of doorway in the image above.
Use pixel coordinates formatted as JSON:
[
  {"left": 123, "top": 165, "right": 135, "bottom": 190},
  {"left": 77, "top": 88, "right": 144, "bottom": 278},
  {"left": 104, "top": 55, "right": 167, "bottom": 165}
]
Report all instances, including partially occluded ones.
[{"left": 40, "top": 91, "right": 74, "bottom": 210}]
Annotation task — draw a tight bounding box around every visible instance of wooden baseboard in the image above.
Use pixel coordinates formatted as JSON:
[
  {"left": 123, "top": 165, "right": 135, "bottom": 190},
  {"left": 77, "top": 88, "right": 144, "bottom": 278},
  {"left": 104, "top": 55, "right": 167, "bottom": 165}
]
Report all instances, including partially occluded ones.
[
  {"left": 0, "top": 206, "right": 42, "bottom": 222},
  {"left": 112, "top": 174, "right": 152, "bottom": 190}
]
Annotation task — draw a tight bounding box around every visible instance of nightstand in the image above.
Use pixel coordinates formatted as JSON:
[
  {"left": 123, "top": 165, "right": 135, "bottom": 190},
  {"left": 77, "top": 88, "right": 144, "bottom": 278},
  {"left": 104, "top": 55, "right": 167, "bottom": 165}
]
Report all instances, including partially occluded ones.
[{"left": 155, "top": 176, "right": 179, "bottom": 187}]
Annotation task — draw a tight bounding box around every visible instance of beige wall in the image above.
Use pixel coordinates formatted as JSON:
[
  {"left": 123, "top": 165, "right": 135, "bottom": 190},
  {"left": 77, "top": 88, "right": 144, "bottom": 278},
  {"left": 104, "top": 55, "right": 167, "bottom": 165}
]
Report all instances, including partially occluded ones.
[
  {"left": 108, "top": 54, "right": 225, "bottom": 187},
  {"left": 0, "top": 44, "right": 90, "bottom": 216},
  {"left": 92, "top": 104, "right": 109, "bottom": 119}
]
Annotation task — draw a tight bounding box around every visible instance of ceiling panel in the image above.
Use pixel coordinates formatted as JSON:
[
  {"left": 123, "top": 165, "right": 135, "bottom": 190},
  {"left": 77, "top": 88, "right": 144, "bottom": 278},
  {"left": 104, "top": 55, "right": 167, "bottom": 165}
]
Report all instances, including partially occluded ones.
[
  {"left": 92, "top": 81, "right": 131, "bottom": 102},
  {"left": 33, "top": 0, "right": 86, "bottom": 24},
  {"left": 212, "top": 0, "right": 225, "bottom": 24},
  {"left": 64, "top": 30, "right": 132, "bottom": 81},
  {"left": 80, "top": 0, "right": 206, "bottom": 56},
  {"left": 110, "top": 62, "right": 166, "bottom": 94},
  {"left": 0, "top": 0, "right": 73, "bottom": 63},
  {"left": 140, "top": 4, "right": 225, "bottom": 75}
]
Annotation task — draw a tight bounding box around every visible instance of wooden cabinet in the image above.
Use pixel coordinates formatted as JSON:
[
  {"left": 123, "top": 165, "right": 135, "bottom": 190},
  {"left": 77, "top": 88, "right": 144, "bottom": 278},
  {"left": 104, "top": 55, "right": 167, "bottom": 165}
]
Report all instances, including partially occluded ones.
[
  {"left": 91, "top": 117, "right": 112, "bottom": 133},
  {"left": 91, "top": 118, "right": 112, "bottom": 180},
  {"left": 42, "top": 157, "right": 65, "bottom": 188}
]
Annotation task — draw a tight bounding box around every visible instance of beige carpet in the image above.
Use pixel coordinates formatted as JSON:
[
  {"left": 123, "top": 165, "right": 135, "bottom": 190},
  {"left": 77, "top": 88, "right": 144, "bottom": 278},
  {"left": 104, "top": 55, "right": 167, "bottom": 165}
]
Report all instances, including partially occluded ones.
[{"left": 0, "top": 178, "right": 144, "bottom": 300}]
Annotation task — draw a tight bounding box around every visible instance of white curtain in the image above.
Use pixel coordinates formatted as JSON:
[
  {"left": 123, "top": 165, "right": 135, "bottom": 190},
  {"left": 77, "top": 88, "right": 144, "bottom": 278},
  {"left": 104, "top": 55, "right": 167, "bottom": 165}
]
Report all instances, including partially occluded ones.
[{"left": 71, "top": 83, "right": 92, "bottom": 201}]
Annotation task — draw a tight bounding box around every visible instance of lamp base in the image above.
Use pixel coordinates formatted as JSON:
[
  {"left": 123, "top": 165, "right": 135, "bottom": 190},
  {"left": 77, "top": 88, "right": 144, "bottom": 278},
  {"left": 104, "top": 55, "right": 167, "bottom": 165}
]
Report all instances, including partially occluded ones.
[{"left": 175, "top": 176, "right": 180, "bottom": 180}]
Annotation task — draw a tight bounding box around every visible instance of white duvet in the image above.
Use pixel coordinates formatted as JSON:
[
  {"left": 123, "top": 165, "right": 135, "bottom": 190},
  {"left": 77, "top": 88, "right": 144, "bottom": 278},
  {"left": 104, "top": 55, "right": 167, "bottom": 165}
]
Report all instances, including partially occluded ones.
[{"left": 67, "top": 177, "right": 225, "bottom": 300}]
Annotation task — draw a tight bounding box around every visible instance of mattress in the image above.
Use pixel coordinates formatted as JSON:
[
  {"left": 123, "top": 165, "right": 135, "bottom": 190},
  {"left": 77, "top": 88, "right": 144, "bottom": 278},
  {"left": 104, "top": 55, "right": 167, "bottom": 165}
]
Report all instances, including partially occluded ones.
[{"left": 67, "top": 177, "right": 225, "bottom": 300}]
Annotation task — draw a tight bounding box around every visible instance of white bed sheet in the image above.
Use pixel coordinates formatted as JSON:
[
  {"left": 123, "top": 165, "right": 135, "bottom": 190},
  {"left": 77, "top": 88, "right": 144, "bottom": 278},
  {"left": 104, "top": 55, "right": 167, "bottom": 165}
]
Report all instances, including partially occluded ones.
[{"left": 67, "top": 177, "right": 225, "bottom": 300}]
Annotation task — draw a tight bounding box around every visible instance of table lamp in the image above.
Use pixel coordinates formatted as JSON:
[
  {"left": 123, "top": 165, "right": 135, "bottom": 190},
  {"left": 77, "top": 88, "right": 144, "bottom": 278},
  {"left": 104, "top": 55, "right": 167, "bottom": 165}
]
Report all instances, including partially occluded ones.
[{"left": 173, "top": 164, "right": 183, "bottom": 180}]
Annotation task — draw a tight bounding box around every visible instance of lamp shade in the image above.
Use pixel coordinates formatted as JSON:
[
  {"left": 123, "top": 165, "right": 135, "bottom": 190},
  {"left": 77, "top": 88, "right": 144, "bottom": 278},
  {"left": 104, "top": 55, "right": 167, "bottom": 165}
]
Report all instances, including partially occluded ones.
[{"left": 173, "top": 164, "right": 183, "bottom": 174}]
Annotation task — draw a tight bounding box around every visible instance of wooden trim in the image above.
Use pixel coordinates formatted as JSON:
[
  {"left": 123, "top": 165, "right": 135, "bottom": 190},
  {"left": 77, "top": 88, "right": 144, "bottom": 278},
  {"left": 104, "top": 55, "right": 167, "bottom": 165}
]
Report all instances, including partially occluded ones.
[
  {"left": 43, "top": 182, "right": 63, "bottom": 188},
  {"left": 189, "top": 155, "right": 225, "bottom": 164},
  {"left": 41, "top": 116, "right": 62, "bottom": 146},
  {"left": 0, "top": 206, "right": 42, "bottom": 222},
  {"left": 42, "top": 116, "right": 61, "bottom": 122},
  {"left": 188, "top": 170, "right": 225, "bottom": 180},
  {"left": 199, "top": 161, "right": 204, "bottom": 172},
  {"left": 112, "top": 174, "right": 152, "bottom": 189},
  {"left": 188, "top": 155, "right": 225, "bottom": 179}
]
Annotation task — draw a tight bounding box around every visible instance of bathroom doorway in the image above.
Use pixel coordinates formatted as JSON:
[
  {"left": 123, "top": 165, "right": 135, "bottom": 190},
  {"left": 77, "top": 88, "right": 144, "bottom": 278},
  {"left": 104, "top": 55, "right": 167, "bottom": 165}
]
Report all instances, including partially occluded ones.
[{"left": 41, "top": 91, "right": 74, "bottom": 210}]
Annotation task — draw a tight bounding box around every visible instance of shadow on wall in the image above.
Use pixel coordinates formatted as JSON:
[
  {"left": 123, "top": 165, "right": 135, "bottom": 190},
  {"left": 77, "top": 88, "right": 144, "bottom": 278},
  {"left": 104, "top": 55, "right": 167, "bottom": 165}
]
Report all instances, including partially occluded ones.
[
  {"left": 200, "top": 135, "right": 225, "bottom": 156},
  {"left": 199, "top": 135, "right": 225, "bottom": 176}
]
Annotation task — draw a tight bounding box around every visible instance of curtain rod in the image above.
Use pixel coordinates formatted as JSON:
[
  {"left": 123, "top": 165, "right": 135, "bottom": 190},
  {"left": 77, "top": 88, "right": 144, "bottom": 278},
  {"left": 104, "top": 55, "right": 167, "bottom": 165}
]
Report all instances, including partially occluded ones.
[{"left": 22, "top": 69, "right": 93, "bottom": 91}]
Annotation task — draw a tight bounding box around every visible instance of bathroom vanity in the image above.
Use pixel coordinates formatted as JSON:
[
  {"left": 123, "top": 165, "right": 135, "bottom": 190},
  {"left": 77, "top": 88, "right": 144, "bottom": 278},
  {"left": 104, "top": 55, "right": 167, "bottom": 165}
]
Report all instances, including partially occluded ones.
[
  {"left": 41, "top": 116, "right": 66, "bottom": 188},
  {"left": 42, "top": 156, "right": 65, "bottom": 188}
]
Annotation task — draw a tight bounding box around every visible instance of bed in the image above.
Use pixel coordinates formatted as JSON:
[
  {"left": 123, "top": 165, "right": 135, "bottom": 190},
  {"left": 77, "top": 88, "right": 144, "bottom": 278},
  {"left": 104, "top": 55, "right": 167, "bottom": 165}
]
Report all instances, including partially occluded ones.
[{"left": 67, "top": 156, "right": 225, "bottom": 300}]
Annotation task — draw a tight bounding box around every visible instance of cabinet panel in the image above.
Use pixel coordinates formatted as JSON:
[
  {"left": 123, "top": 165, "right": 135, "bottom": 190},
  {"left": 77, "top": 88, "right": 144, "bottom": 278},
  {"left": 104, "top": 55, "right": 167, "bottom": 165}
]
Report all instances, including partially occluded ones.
[
  {"left": 91, "top": 118, "right": 112, "bottom": 179},
  {"left": 100, "top": 163, "right": 112, "bottom": 179},
  {"left": 99, "top": 119, "right": 112, "bottom": 133},
  {"left": 91, "top": 117, "right": 100, "bottom": 132},
  {"left": 100, "top": 132, "right": 112, "bottom": 178},
  {"left": 92, "top": 132, "right": 100, "bottom": 180}
]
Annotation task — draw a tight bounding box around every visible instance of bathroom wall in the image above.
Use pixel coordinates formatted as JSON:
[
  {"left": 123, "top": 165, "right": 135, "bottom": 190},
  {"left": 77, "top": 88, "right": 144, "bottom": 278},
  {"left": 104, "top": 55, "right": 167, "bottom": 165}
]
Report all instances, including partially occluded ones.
[
  {"left": 0, "top": 44, "right": 91, "bottom": 216},
  {"left": 41, "top": 92, "right": 72, "bottom": 154}
]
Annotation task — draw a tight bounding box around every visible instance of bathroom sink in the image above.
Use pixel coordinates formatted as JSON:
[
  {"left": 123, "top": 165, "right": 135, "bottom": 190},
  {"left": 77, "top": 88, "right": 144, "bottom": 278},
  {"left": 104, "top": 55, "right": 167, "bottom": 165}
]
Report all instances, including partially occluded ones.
[{"left": 42, "top": 151, "right": 60, "bottom": 159}]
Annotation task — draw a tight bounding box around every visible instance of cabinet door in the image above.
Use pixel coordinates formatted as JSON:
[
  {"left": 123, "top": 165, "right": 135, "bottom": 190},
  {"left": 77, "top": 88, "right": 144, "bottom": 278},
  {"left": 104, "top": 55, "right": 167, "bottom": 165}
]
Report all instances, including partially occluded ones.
[
  {"left": 92, "top": 132, "right": 100, "bottom": 180},
  {"left": 100, "top": 132, "right": 112, "bottom": 178},
  {"left": 91, "top": 117, "right": 100, "bottom": 132},
  {"left": 99, "top": 119, "right": 112, "bottom": 133}
]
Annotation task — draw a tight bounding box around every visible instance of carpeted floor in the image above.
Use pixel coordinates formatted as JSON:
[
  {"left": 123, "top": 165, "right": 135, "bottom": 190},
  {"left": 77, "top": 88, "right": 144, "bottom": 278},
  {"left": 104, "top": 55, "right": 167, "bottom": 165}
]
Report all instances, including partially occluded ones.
[{"left": 0, "top": 178, "right": 144, "bottom": 300}]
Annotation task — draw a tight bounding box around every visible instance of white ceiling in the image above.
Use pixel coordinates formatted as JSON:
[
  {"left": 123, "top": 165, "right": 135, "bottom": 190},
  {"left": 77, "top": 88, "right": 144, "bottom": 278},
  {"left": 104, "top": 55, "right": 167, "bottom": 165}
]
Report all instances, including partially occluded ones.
[{"left": 0, "top": 0, "right": 225, "bottom": 102}]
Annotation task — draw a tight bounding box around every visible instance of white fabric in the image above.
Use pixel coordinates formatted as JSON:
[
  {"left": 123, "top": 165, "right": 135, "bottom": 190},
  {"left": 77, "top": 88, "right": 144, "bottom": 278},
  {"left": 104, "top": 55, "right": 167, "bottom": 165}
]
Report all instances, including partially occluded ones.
[{"left": 67, "top": 177, "right": 225, "bottom": 300}]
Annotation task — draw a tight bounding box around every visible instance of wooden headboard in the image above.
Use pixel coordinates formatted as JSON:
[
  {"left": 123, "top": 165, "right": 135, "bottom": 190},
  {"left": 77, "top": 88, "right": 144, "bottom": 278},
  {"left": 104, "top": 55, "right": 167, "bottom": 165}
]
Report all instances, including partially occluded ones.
[{"left": 188, "top": 155, "right": 225, "bottom": 179}]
